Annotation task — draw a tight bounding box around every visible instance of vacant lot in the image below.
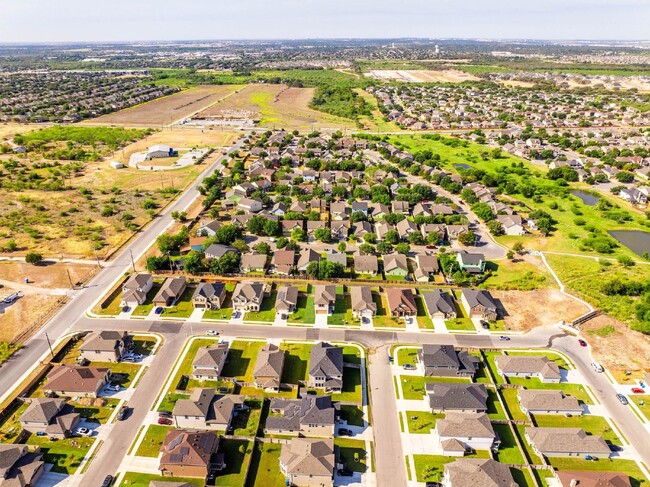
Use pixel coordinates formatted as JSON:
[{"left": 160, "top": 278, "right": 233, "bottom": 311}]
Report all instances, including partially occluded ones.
[
  {"left": 88, "top": 85, "right": 243, "bottom": 125},
  {"left": 0, "top": 260, "right": 96, "bottom": 289},
  {"left": 365, "top": 69, "right": 481, "bottom": 83},
  {"left": 197, "top": 83, "right": 352, "bottom": 130},
  {"left": 0, "top": 291, "right": 64, "bottom": 342}
]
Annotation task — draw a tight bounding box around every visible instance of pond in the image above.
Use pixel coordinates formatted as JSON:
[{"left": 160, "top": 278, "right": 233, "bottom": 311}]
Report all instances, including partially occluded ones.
[
  {"left": 608, "top": 230, "right": 650, "bottom": 257},
  {"left": 453, "top": 163, "right": 472, "bottom": 170},
  {"left": 570, "top": 190, "right": 599, "bottom": 207}
]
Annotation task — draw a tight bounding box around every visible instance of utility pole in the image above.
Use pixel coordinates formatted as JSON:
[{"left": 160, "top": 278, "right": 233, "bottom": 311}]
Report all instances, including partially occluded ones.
[
  {"left": 66, "top": 269, "right": 74, "bottom": 290},
  {"left": 45, "top": 332, "right": 54, "bottom": 359},
  {"left": 129, "top": 249, "right": 136, "bottom": 272}
]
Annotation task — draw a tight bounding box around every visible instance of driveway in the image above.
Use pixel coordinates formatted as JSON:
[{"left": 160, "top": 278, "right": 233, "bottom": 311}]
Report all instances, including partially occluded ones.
[
  {"left": 36, "top": 468, "right": 69, "bottom": 487},
  {"left": 315, "top": 313, "right": 329, "bottom": 328}
]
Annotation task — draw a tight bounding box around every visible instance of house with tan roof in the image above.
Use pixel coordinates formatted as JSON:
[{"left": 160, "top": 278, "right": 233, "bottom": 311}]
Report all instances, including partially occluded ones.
[
  {"left": 232, "top": 281, "right": 266, "bottom": 311},
  {"left": 518, "top": 390, "right": 583, "bottom": 415},
  {"left": 44, "top": 365, "right": 110, "bottom": 398},
  {"left": 460, "top": 289, "right": 498, "bottom": 321},
  {"left": 555, "top": 470, "right": 632, "bottom": 487},
  {"left": 297, "top": 248, "right": 321, "bottom": 272},
  {"left": 436, "top": 412, "right": 496, "bottom": 453},
  {"left": 153, "top": 277, "right": 187, "bottom": 307},
  {"left": 240, "top": 253, "right": 268, "bottom": 273},
  {"left": 159, "top": 430, "right": 224, "bottom": 479},
  {"left": 415, "top": 254, "right": 439, "bottom": 282},
  {"left": 525, "top": 427, "right": 611, "bottom": 459},
  {"left": 385, "top": 288, "right": 417, "bottom": 317},
  {"left": 495, "top": 355, "right": 562, "bottom": 383},
  {"left": 0, "top": 444, "right": 45, "bottom": 487},
  {"left": 19, "top": 398, "right": 80, "bottom": 439},
  {"left": 308, "top": 342, "right": 343, "bottom": 392},
  {"left": 253, "top": 344, "right": 285, "bottom": 390},
  {"left": 191, "top": 343, "right": 229, "bottom": 381},
  {"left": 443, "top": 458, "right": 517, "bottom": 487},
  {"left": 426, "top": 383, "right": 488, "bottom": 413},
  {"left": 275, "top": 286, "right": 298, "bottom": 315},
  {"left": 266, "top": 395, "right": 335, "bottom": 437},
  {"left": 172, "top": 388, "right": 245, "bottom": 431},
  {"left": 79, "top": 331, "right": 132, "bottom": 363},
  {"left": 383, "top": 253, "right": 409, "bottom": 277},
  {"left": 279, "top": 438, "right": 335, "bottom": 487},
  {"left": 272, "top": 249, "right": 296, "bottom": 275},
  {"left": 354, "top": 254, "right": 379, "bottom": 276},
  {"left": 350, "top": 286, "right": 376, "bottom": 319},
  {"left": 313, "top": 285, "right": 336, "bottom": 315}
]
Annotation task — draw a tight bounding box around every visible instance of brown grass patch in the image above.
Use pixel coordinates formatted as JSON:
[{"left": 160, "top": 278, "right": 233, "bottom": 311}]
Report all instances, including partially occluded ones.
[
  {"left": 0, "top": 261, "right": 96, "bottom": 289},
  {"left": 366, "top": 69, "right": 481, "bottom": 83},
  {"left": 0, "top": 290, "right": 64, "bottom": 342}
]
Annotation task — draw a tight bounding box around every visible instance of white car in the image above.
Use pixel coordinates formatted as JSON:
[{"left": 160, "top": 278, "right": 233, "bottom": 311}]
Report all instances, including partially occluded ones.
[
  {"left": 207, "top": 330, "right": 219, "bottom": 336},
  {"left": 75, "top": 427, "right": 92, "bottom": 436},
  {"left": 106, "top": 384, "right": 121, "bottom": 392}
]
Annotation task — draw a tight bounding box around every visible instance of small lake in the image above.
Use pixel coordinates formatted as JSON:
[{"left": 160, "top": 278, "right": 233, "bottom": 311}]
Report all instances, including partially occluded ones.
[
  {"left": 608, "top": 230, "right": 650, "bottom": 257},
  {"left": 453, "top": 163, "right": 472, "bottom": 170},
  {"left": 570, "top": 190, "right": 599, "bottom": 206}
]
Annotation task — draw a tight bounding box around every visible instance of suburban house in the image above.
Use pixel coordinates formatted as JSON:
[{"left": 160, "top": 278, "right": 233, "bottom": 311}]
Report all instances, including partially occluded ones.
[
  {"left": 350, "top": 286, "right": 377, "bottom": 319},
  {"left": 196, "top": 219, "right": 222, "bottom": 237},
  {"left": 420, "top": 289, "right": 456, "bottom": 319},
  {"left": 456, "top": 252, "right": 486, "bottom": 274},
  {"left": 172, "top": 388, "right": 245, "bottom": 431},
  {"left": 308, "top": 342, "right": 343, "bottom": 392},
  {"left": 279, "top": 438, "right": 335, "bottom": 487},
  {"left": 446, "top": 224, "right": 469, "bottom": 241},
  {"left": 120, "top": 273, "right": 153, "bottom": 307},
  {"left": 494, "top": 355, "right": 562, "bottom": 383},
  {"left": 392, "top": 200, "right": 410, "bottom": 214},
  {"left": 383, "top": 253, "right": 409, "bottom": 277},
  {"left": 240, "top": 253, "right": 268, "bottom": 273},
  {"left": 231, "top": 282, "right": 266, "bottom": 312},
  {"left": 396, "top": 218, "right": 419, "bottom": 240},
  {"left": 419, "top": 345, "right": 478, "bottom": 378},
  {"left": 190, "top": 343, "right": 229, "bottom": 381},
  {"left": 79, "top": 331, "right": 132, "bottom": 363},
  {"left": 159, "top": 430, "right": 224, "bottom": 479},
  {"left": 496, "top": 215, "right": 526, "bottom": 236},
  {"left": 385, "top": 288, "right": 417, "bottom": 317},
  {"left": 325, "top": 251, "right": 347, "bottom": 268},
  {"left": 354, "top": 254, "right": 379, "bottom": 276},
  {"left": 253, "top": 344, "right": 285, "bottom": 390},
  {"left": 555, "top": 471, "right": 632, "bottom": 487},
  {"left": 275, "top": 286, "right": 299, "bottom": 316},
  {"left": 44, "top": 365, "right": 111, "bottom": 398},
  {"left": 313, "top": 285, "right": 336, "bottom": 315},
  {"left": 265, "top": 395, "right": 335, "bottom": 437},
  {"left": 518, "top": 390, "right": 583, "bottom": 416},
  {"left": 192, "top": 282, "right": 227, "bottom": 310},
  {"left": 426, "top": 383, "right": 488, "bottom": 413},
  {"left": 19, "top": 398, "right": 80, "bottom": 439},
  {"left": 204, "top": 244, "right": 238, "bottom": 261},
  {"left": 414, "top": 254, "right": 439, "bottom": 282},
  {"left": 272, "top": 249, "right": 295, "bottom": 275},
  {"left": 238, "top": 198, "right": 263, "bottom": 213},
  {"left": 0, "top": 444, "right": 45, "bottom": 487},
  {"left": 153, "top": 277, "right": 187, "bottom": 307},
  {"left": 330, "top": 220, "right": 350, "bottom": 240},
  {"left": 436, "top": 412, "right": 496, "bottom": 454},
  {"left": 525, "top": 428, "right": 611, "bottom": 459},
  {"left": 460, "top": 289, "right": 498, "bottom": 321},
  {"left": 297, "top": 248, "right": 321, "bottom": 272},
  {"left": 443, "top": 458, "right": 517, "bottom": 487},
  {"left": 330, "top": 202, "right": 349, "bottom": 220}
]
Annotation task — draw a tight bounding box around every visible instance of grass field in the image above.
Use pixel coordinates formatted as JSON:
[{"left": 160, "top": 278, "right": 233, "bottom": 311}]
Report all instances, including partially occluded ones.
[
  {"left": 135, "top": 424, "right": 171, "bottom": 457},
  {"left": 221, "top": 340, "right": 266, "bottom": 382},
  {"left": 280, "top": 342, "right": 312, "bottom": 384},
  {"left": 26, "top": 434, "right": 94, "bottom": 474},
  {"left": 244, "top": 292, "right": 277, "bottom": 322},
  {"left": 335, "top": 438, "right": 369, "bottom": 473},
  {"left": 493, "top": 424, "right": 526, "bottom": 464},
  {"left": 287, "top": 295, "right": 315, "bottom": 324},
  {"left": 406, "top": 410, "right": 444, "bottom": 434},
  {"left": 340, "top": 405, "right": 366, "bottom": 427},
  {"left": 217, "top": 439, "right": 253, "bottom": 486},
  {"left": 119, "top": 472, "right": 203, "bottom": 487},
  {"left": 400, "top": 375, "right": 470, "bottom": 400},
  {"left": 245, "top": 442, "right": 286, "bottom": 487},
  {"left": 412, "top": 455, "right": 456, "bottom": 482},
  {"left": 328, "top": 295, "right": 352, "bottom": 326},
  {"left": 500, "top": 388, "right": 528, "bottom": 421},
  {"left": 332, "top": 367, "right": 363, "bottom": 403}
]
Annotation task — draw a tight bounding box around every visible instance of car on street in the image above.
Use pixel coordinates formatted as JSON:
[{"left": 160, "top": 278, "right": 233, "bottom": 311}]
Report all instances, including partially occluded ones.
[
  {"left": 154, "top": 307, "right": 164, "bottom": 315},
  {"left": 631, "top": 387, "right": 645, "bottom": 394},
  {"left": 498, "top": 336, "right": 510, "bottom": 341},
  {"left": 75, "top": 427, "right": 92, "bottom": 436},
  {"left": 121, "top": 356, "right": 135, "bottom": 363},
  {"left": 158, "top": 417, "right": 173, "bottom": 425},
  {"left": 591, "top": 362, "right": 604, "bottom": 373},
  {"left": 121, "top": 306, "right": 130, "bottom": 313},
  {"left": 338, "top": 428, "right": 354, "bottom": 436},
  {"left": 426, "top": 245, "right": 436, "bottom": 249},
  {"left": 207, "top": 330, "right": 219, "bottom": 336},
  {"left": 116, "top": 405, "right": 129, "bottom": 420},
  {"left": 101, "top": 475, "right": 114, "bottom": 487},
  {"left": 388, "top": 356, "right": 394, "bottom": 363},
  {"left": 616, "top": 394, "right": 628, "bottom": 405},
  {"left": 403, "top": 364, "right": 416, "bottom": 370},
  {"left": 578, "top": 339, "right": 588, "bottom": 347}
]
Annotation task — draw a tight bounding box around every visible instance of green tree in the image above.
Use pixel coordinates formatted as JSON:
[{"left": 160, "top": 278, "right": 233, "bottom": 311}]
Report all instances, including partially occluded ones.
[
  {"left": 395, "top": 242, "right": 410, "bottom": 254},
  {"left": 254, "top": 242, "right": 272, "bottom": 255},
  {"left": 458, "top": 231, "right": 476, "bottom": 246},
  {"left": 314, "top": 227, "right": 332, "bottom": 243},
  {"left": 337, "top": 241, "right": 347, "bottom": 253},
  {"left": 25, "top": 252, "right": 43, "bottom": 265},
  {"left": 184, "top": 251, "right": 204, "bottom": 274}
]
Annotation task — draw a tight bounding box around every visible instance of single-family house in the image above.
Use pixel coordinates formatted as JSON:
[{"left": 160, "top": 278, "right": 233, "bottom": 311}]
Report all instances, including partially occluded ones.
[
  {"left": 120, "top": 273, "right": 153, "bottom": 307},
  {"left": 494, "top": 355, "right": 561, "bottom": 383},
  {"left": 422, "top": 290, "right": 457, "bottom": 320},
  {"left": 272, "top": 249, "right": 296, "bottom": 275},
  {"left": 555, "top": 471, "right": 632, "bottom": 487},
  {"left": 172, "top": 388, "right": 245, "bottom": 431},
  {"left": 279, "top": 438, "right": 334, "bottom": 487},
  {"left": 253, "top": 344, "right": 285, "bottom": 390},
  {"left": 392, "top": 200, "right": 410, "bottom": 214},
  {"left": 153, "top": 277, "right": 187, "bottom": 307},
  {"left": 419, "top": 345, "right": 477, "bottom": 378},
  {"left": 275, "top": 286, "right": 299, "bottom": 315},
  {"left": 204, "top": 244, "right": 238, "bottom": 261},
  {"left": 240, "top": 253, "right": 267, "bottom": 273},
  {"left": 496, "top": 215, "right": 526, "bottom": 236},
  {"left": 238, "top": 198, "right": 263, "bottom": 213},
  {"left": 350, "top": 286, "right": 377, "bottom": 319},
  {"left": 196, "top": 220, "right": 222, "bottom": 237},
  {"left": 232, "top": 282, "right": 266, "bottom": 312},
  {"left": 266, "top": 395, "right": 335, "bottom": 437},
  {"left": 426, "top": 383, "right": 488, "bottom": 413},
  {"left": 308, "top": 342, "right": 343, "bottom": 392},
  {"left": 297, "top": 248, "right": 321, "bottom": 272},
  {"left": 456, "top": 252, "right": 486, "bottom": 274},
  {"left": 19, "top": 398, "right": 80, "bottom": 439},
  {"left": 443, "top": 458, "right": 517, "bottom": 487},
  {"left": 396, "top": 218, "right": 419, "bottom": 240},
  {"left": 525, "top": 427, "right": 611, "bottom": 459},
  {"left": 0, "top": 445, "right": 44, "bottom": 487},
  {"left": 385, "top": 288, "right": 417, "bottom": 317},
  {"left": 79, "top": 331, "right": 132, "bottom": 363},
  {"left": 192, "top": 282, "right": 227, "bottom": 310},
  {"left": 191, "top": 343, "right": 229, "bottom": 381},
  {"left": 518, "top": 390, "right": 583, "bottom": 416},
  {"left": 415, "top": 254, "right": 439, "bottom": 282},
  {"left": 383, "top": 253, "right": 409, "bottom": 277},
  {"left": 460, "top": 289, "right": 498, "bottom": 321},
  {"left": 313, "top": 285, "right": 336, "bottom": 315},
  {"left": 354, "top": 254, "right": 379, "bottom": 276},
  {"left": 436, "top": 412, "right": 496, "bottom": 453},
  {"left": 45, "top": 365, "right": 111, "bottom": 398},
  {"left": 159, "top": 430, "right": 223, "bottom": 479}
]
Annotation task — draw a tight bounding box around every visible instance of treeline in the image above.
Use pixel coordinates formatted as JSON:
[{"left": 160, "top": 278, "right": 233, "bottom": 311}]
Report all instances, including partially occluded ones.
[
  {"left": 310, "top": 85, "right": 371, "bottom": 120},
  {"left": 14, "top": 126, "right": 152, "bottom": 151}
]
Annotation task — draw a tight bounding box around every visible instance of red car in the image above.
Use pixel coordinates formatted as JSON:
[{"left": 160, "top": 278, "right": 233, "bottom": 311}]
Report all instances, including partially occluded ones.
[
  {"left": 426, "top": 245, "right": 436, "bottom": 249},
  {"left": 631, "top": 388, "right": 645, "bottom": 394},
  {"left": 157, "top": 417, "right": 173, "bottom": 425},
  {"left": 578, "top": 339, "right": 588, "bottom": 347}
]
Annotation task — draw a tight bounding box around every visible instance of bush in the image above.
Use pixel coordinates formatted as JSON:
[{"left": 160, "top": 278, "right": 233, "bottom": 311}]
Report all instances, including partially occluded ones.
[{"left": 25, "top": 252, "right": 43, "bottom": 265}]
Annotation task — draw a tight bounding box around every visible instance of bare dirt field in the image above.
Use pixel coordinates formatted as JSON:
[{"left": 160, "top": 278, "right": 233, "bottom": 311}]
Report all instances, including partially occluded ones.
[
  {"left": 0, "top": 123, "right": 45, "bottom": 140},
  {"left": 0, "top": 289, "right": 65, "bottom": 342},
  {"left": 496, "top": 289, "right": 590, "bottom": 331},
  {"left": 496, "top": 80, "right": 536, "bottom": 88},
  {"left": 0, "top": 260, "right": 96, "bottom": 290},
  {"left": 86, "top": 85, "right": 243, "bottom": 126},
  {"left": 195, "top": 84, "right": 352, "bottom": 130},
  {"left": 580, "top": 315, "right": 650, "bottom": 371},
  {"left": 365, "top": 69, "right": 481, "bottom": 83}
]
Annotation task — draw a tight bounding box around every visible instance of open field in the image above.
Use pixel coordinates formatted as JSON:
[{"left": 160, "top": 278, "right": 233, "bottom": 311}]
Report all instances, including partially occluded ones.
[
  {"left": 0, "top": 292, "right": 64, "bottom": 342},
  {"left": 0, "top": 260, "right": 96, "bottom": 289},
  {"left": 87, "top": 85, "right": 243, "bottom": 125},
  {"left": 365, "top": 69, "right": 481, "bottom": 83},
  {"left": 195, "top": 83, "right": 354, "bottom": 130},
  {"left": 0, "top": 123, "right": 44, "bottom": 139}
]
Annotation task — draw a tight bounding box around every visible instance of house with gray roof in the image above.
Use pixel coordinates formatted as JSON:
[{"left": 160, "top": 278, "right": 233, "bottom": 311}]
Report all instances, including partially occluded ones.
[
  {"left": 79, "top": 331, "right": 132, "bottom": 363},
  {"left": 191, "top": 343, "right": 229, "bottom": 381},
  {"left": 460, "top": 289, "right": 498, "bottom": 321},
  {"left": 192, "top": 282, "right": 226, "bottom": 310},
  {"left": 172, "top": 388, "right": 245, "bottom": 431},
  {"left": 204, "top": 244, "right": 238, "bottom": 260},
  {"left": 354, "top": 254, "right": 379, "bottom": 276},
  {"left": 456, "top": 251, "right": 486, "bottom": 274},
  {"left": 443, "top": 458, "right": 517, "bottom": 487},
  {"left": 419, "top": 345, "right": 478, "bottom": 378},
  {"left": 436, "top": 412, "right": 496, "bottom": 453},
  {"left": 232, "top": 281, "right": 266, "bottom": 312},
  {"left": 350, "top": 286, "right": 376, "bottom": 318},
  {"left": 422, "top": 290, "right": 457, "bottom": 320},
  {"left": 0, "top": 444, "right": 45, "bottom": 487},
  {"left": 153, "top": 277, "right": 187, "bottom": 307},
  {"left": 121, "top": 273, "right": 153, "bottom": 307},
  {"left": 414, "top": 254, "right": 439, "bottom": 282},
  {"left": 275, "top": 286, "right": 298, "bottom": 315},
  {"left": 325, "top": 251, "right": 347, "bottom": 268},
  {"left": 280, "top": 438, "right": 334, "bottom": 487},
  {"left": 308, "top": 342, "right": 343, "bottom": 392},
  {"left": 19, "top": 398, "right": 80, "bottom": 439},
  {"left": 253, "top": 344, "right": 285, "bottom": 390},
  {"left": 518, "top": 390, "right": 583, "bottom": 415},
  {"left": 495, "top": 355, "right": 561, "bottom": 383},
  {"left": 265, "top": 395, "right": 335, "bottom": 437},
  {"left": 525, "top": 427, "right": 611, "bottom": 459},
  {"left": 313, "top": 285, "right": 336, "bottom": 315},
  {"left": 426, "top": 383, "right": 488, "bottom": 413}
]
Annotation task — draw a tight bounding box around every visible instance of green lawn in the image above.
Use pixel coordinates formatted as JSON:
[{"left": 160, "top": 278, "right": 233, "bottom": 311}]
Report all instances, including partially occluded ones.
[
  {"left": 245, "top": 442, "right": 286, "bottom": 487},
  {"left": 631, "top": 395, "right": 650, "bottom": 421},
  {"left": 287, "top": 295, "right": 315, "bottom": 324},
  {"left": 131, "top": 283, "right": 162, "bottom": 316},
  {"left": 217, "top": 439, "right": 253, "bottom": 486},
  {"left": 0, "top": 402, "right": 28, "bottom": 442},
  {"left": 445, "top": 318, "right": 476, "bottom": 331},
  {"left": 166, "top": 337, "right": 220, "bottom": 393},
  {"left": 515, "top": 425, "right": 543, "bottom": 465},
  {"left": 244, "top": 292, "right": 277, "bottom": 322},
  {"left": 203, "top": 292, "right": 234, "bottom": 320},
  {"left": 414, "top": 295, "right": 433, "bottom": 329},
  {"left": 493, "top": 424, "right": 525, "bottom": 464},
  {"left": 157, "top": 392, "right": 189, "bottom": 412},
  {"left": 372, "top": 292, "right": 404, "bottom": 328},
  {"left": 96, "top": 290, "right": 124, "bottom": 316},
  {"left": 406, "top": 410, "right": 444, "bottom": 434},
  {"left": 119, "top": 472, "right": 203, "bottom": 487},
  {"left": 26, "top": 434, "right": 94, "bottom": 474},
  {"left": 335, "top": 438, "right": 368, "bottom": 473},
  {"left": 397, "top": 347, "right": 420, "bottom": 366},
  {"left": 341, "top": 345, "right": 362, "bottom": 365},
  {"left": 135, "top": 424, "right": 171, "bottom": 457},
  {"left": 221, "top": 340, "right": 266, "bottom": 382},
  {"left": 332, "top": 367, "right": 363, "bottom": 403},
  {"left": 413, "top": 455, "right": 455, "bottom": 482},
  {"left": 487, "top": 388, "right": 507, "bottom": 420},
  {"left": 340, "top": 405, "right": 366, "bottom": 427},
  {"left": 400, "top": 376, "right": 470, "bottom": 400},
  {"left": 132, "top": 337, "right": 157, "bottom": 356},
  {"left": 231, "top": 401, "right": 263, "bottom": 436},
  {"left": 327, "top": 295, "right": 351, "bottom": 326},
  {"left": 532, "top": 414, "right": 622, "bottom": 445},
  {"left": 95, "top": 362, "right": 141, "bottom": 388},
  {"left": 500, "top": 388, "right": 528, "bottom": 421},
  {"left": 280, "top": 342, "right": 312, "bottom": 384},
  {"left": 73, "top": 397, "right": 120, "bottom": 424},
  {"left": 547, "top": 458, "right": 649, "bottom": 486},
  {"left": 160, "top": 287, "right": 196, "bottom": 319},
  {"left": 484, "top": 351, "right": 505, "bottom": 385},
  {"left": 512, "top": 380, "right": 593, "bottom": 405},
  {"left": 511, "top": 467, "right": 536, "bottom": 487}
]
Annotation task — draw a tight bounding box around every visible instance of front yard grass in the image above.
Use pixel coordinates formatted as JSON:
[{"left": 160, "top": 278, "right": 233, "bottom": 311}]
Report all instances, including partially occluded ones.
[
  {"left": 414, "top": 295, "right": 433, "bottom": 329},
  {"left": 217, "top": 439, "right": 253, "bottom": 486},
  {"left": 135, "top": 424, "right": 171, "bottom": 457},
  {"left": 287, "top": 295, "right": 315, "bottom": 324},
  {"left": 444, "top": 318, "right": 476, "bottom": 331},
  {"left": 500, "top": 387, "right": 528, "bottom": 421},
  {"left": 119, "top": 472, "right": 203, "bottom": 487},
  {"left": 332, "top": 367, "right": 362, "bottom": 403},
  {"left": 131, "top": 283, "right": 162, "bottom": 316},
  {"left": 202, "top": 292, "right": 234, "bottom": 320},
  {"left": 546, "top": 458, "right": 649, "bottom": 486},
  {"left": 630, "top": 395, "right": 650, "bottom": 421},
  {"left": 73, "top": 397, "right": 120, "bottom": 424},
  {"left": 532, "top": 414, "right": 622, "bottom": 445},
  {"left": 339, "top": 405, "right": 365, "bottom": 427},
  {"left": 26, "top": 434, "right": 94, "bottom": 474},
  {"left": 157, "top": 392, "right": 189, "bottom": 412},
  {"left": 372, "top": 292, "right": 404, "bottom": 328},
  {"left": 335, "top": 438, "right": 368, "bottom": 473},
  {"left": 97, "top": 362, "right": 141, "bottom": 388},
  {"left": 160, "top": 287, "right": 195, "bottom": 319},
  {"left": 400, "top": 376, "right": 470, "bottom": 400},
  {"left": 132, "top": 337, "right": 156, "bottom": 356},
  {"left": 510, "top": 467, "right": 535, "bottom": 487},
  {"left": 166, "top": 337, "right": 220, "bottom": 392},
  {"left": 328, "top": 294, "right": 351, "bottom": 326},
  {"left": 245, "top": 442, "right": 286, "bottom": 487},
  {"left": 406, "top": 410, "right": 444, "bottom": 434},
  {"left": 413, "top": 455, "right": 455, "bottom": 482},
  {"left": 244, "top": 291, "right": 277, "bottom": 322},
  {"left": 221, "top": 340, "right": 266, "bottom": 382},
  {"left": 493, "top": 424, "right": 525, "bottom": 464},
  {"left": 397, "top": 347, "right": 419, "bottom": 366},
  {"left": 280, "top": 342, "right": 312, "bottom": 384}
]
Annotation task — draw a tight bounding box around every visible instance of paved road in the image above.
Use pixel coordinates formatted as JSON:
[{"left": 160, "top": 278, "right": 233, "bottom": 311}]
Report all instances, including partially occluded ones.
[{"left": 0, "top": 136, "right": 245, "bottom": 404}]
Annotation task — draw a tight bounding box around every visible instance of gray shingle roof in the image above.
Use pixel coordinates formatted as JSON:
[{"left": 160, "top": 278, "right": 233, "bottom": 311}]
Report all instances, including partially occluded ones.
[
  {"left": 309, "top": 342, "right": 343, "bottom": 378},
  {"left": 426, "top": 383, "right": 488, "bottom": 411}
]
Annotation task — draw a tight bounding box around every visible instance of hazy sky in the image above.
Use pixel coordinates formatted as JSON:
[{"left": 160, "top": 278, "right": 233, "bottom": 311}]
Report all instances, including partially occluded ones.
[{"left": 0, "top": 0, "right": 648, "bottom": 43}]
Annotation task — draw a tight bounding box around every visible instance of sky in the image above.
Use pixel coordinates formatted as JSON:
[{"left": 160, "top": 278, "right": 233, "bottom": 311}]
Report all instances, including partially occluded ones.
[{"left": 0, "top": 0, "right": 649, "bottom": 43}]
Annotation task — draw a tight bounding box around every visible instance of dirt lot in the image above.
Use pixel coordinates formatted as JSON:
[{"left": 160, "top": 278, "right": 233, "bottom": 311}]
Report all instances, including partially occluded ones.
[
  {"left": 580, "top": 315, "right": 650, "bottom": 371},
  {"left": 86, "top": 85, "right": 243, "bottom": 125},
  {"left": 496, "top": 80, "right": 536, "bottom": 88},
  {"left": 496, "top": 289, "right": 591, "bottom": 331},
  {"left": 196, "top": 83, "right": 352, "bottom": 130},
  {"left": 365, "top": 69, "right": 481, "bottom": 83},
  {"left": 0, "top": 289, "right": 65, "bottom": 342},
  {"left": 0, "top": 261, "right": 96, "bottom": 289},
  {"left": 0, "top": 123, "right": 44, "bottom": 140}
]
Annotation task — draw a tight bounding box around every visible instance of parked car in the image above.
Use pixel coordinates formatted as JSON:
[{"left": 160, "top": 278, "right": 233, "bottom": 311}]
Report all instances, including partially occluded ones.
[
  {"left": 480, "top": 320, "right": 489, "bottom": 329},
  {"left": 425, "top": 245, "right": 436, "bottom": 249},
  {"left": 578, "top": 339, "right": 588, "bottom": 347},
  {"left": 338, "top": 428, "right": 354, "bottom": 437},
  {"left": 121, "top": 356, "right": 135, "bottom": 363},
  {"left": 337, "top": 469, "right": 353, "bottom": 477},
  {"left": 498, "top": 336, "right": 510, "bottom": 341},
  {"left": 616, "top": 394, "right": 628, "bottom": 405},
  {"left": 388, "top": 356, "right": 394, "bottom": 363},
  {"left": 403, "top": 364, "right": 416, "bottom": 370},
  {"left": 75, "top": 427, "right": 91, "bottom": 436},
  {"left": 101, "top": 475, "right": 114, "bottom": 487},
  {"left": 105, "top": 384, "right": 121, "bottom": 392},
  {"left": 631, "top": 387, "right": 645, "bottom": 394},
  {"left": 121, "top": 306, "right": 130, "bottom": 313},
  {"left": 158, "top": 417, "right": 173, "bottom": 425},
  {"left": 207, "top": 330, "right": 219, "bottom": 336},
  {"left": 591, "top": 362, "right": 604, "bottom": 373},
  {"left": 116, "top": 405, "right": 129, "bottom": 420},
  {"left": 158, "top": 410, "right": 173, "bottom": 418},
  {"left": 154, "top": 306, "right": 164, "bottom": 315}
]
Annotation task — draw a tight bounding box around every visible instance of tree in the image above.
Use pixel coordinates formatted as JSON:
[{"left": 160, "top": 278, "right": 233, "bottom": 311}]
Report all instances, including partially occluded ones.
[
  {"left": 408, "top": 232, "right": 424, "bottom": 245},
  {"left": 145, "top": 255, "right": 168, "bottom": 272},
  {"left": 460, "top": 188, "right": 478, "bottom": 204},
  {"left": 376, "top": 241, "right": 394, "bottom": 254},
  {"left": 617, "top": 255, "right": 635, "bottom": 267},
  {"left": 537, "top": 217, "right": 554, "bottom": 236},
  {"left": 359, "top": 244, "right": 376, "bottom": 255},
  {"left": 263, "top": 219, "right": 281, "bottom": 237},
  {"left": 395, "top": 242, "right": 410, "bottom": 254},
  {"left": 363, "top": 233, "right": 377, "bottom": 244},
  {"left": 319, "top": 260, "right": 344, "bottom": 279},
  {"left": 384, "top": 230, "right": 400, "bottom": 245},
  {"left": 212, "top": 225, "right": 242, "bottom": 245},
  {"left": 254, "top": 242, "right": 272, "bottom": 255},
  {"left": 426, "top": 232, "right": 440, "bottom": 246},
  {"left": 184, "top": 251, "right": 204, "bottom": 274},
  {"left": 5, "top": 240, "right": 17, "bottom": 252},
  {"left": 171, "top": 211, "right": 187, "bottom": 222},
  {"left": 337, "top": 241, "right": 347, "bottom": 253},
  {"left": 276, "top": 237, "right": 289, "bottom": 249},
  {"left": 487, "top": 220, "right": 504, "bottom": 236},
  {"left": 512, "top": 241, "right": 524, "bottom": 254},
  {"left": 291, "top": 228, "right": 307, "bottom": 242},
  {"left": 247, "top": 216, "right": 267, "bottom": 235},
  {"left": 507, "top": 250, "right": 515, "bottom": 260},
  {"left": 471, "top": 202, "right": 495, "bottom": 222},
  {"left": 458, "top": 231, "right": 476, "bottom": 246},
  {"left": 209, "top": 253, "right": 240, "bottom": 274},
  {"left": 231, "top": 239, "right": 250, "bottom": 253},
  {"left": 305, "top": 261, "right": 320, "bottom": 278},
  {"left": 314, "top": 227, "right": 332, "bottom": 243}
]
